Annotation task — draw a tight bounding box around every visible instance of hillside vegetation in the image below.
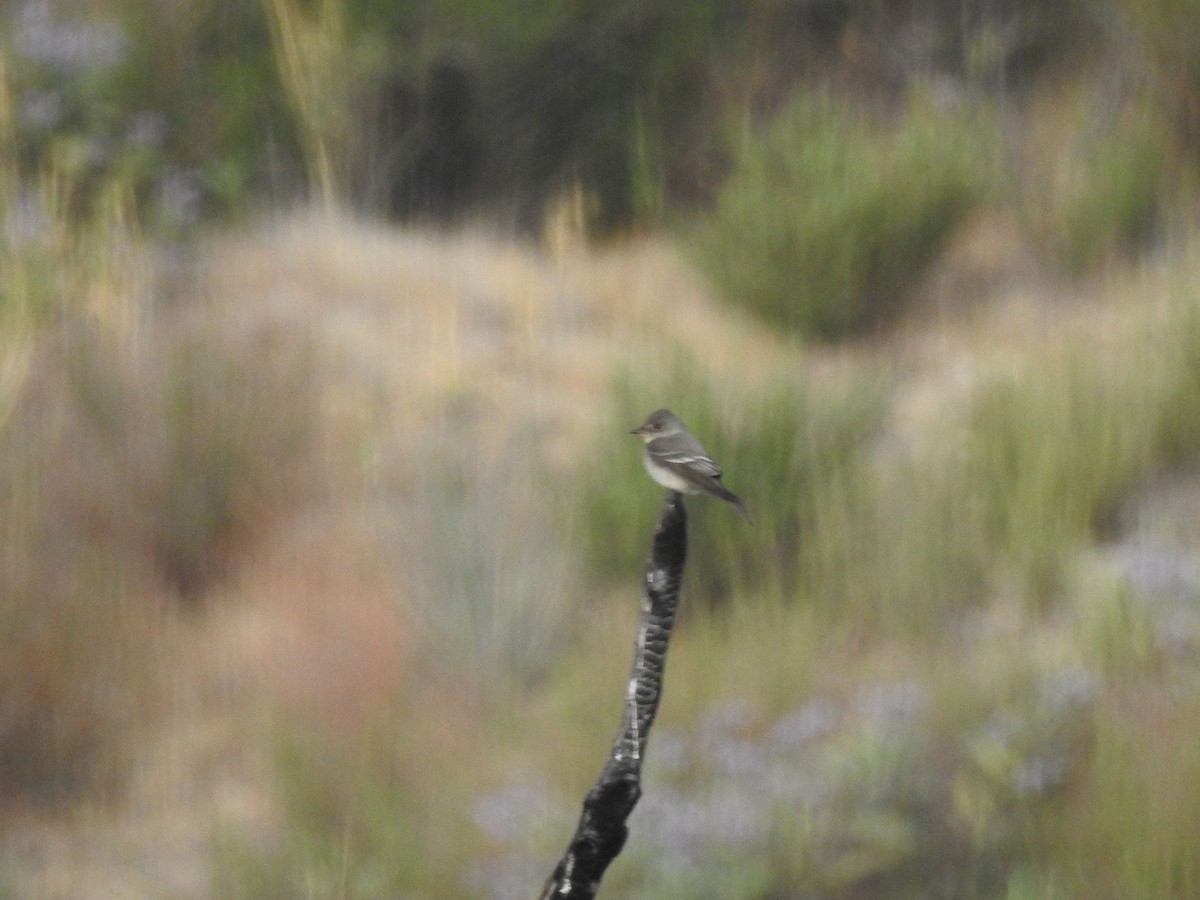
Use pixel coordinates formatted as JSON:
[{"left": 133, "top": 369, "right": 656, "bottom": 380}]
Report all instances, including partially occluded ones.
[{"left": 4, "top": 1, "right": 1200, "bottom": 898}]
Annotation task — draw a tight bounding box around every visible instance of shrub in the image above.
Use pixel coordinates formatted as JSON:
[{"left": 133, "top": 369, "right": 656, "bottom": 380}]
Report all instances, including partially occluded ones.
[
  {"left": 0, "top": 307, "right": 329, "bottom": 797},
  {"left": 1, "top": 0, "right": 295, "bottom": 227},
  {"left": 1063, "top": 687, "right": 1200, "bottom": 898},
  {"left": 1112, "top": 0, "right": 1200, "bottom": 154},
  {"left": 212, "top": 692, "right": 490, "bottom": 898},
  {"left": 575, "top": 351, "right": 890, "bottom": 609},
  {"left": 848, "top": 276, "right": 1200, "bottom": 624},
  {"left": 0, "top": 141, "right": 327, "bottom": 796},
  {"left": 687, "top": 90, "right": 995, "bottom": 340},
  {"left": 1029, "top": 91, "right": 1172, "bottom": 273}
]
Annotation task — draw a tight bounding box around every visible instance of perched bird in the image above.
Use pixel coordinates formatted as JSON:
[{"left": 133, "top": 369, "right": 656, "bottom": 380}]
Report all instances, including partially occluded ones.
[{"left": 630, "top": 408, "right": 750, "bottom": 522}]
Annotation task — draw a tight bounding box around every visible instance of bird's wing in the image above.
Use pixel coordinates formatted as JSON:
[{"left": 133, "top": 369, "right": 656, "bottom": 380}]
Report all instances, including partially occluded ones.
[{"left": 654, "top": 445, "right": 722, "bottom": 477}]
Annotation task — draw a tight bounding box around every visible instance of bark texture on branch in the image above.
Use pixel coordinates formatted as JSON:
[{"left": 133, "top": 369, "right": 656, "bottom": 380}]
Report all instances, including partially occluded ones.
[{"left": 540, "top": 491, "right": 687, "bottom": 899}]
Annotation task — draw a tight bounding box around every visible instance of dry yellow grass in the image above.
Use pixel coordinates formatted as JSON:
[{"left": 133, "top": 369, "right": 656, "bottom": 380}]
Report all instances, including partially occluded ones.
[
  {"left": 1, "top": 211, "right": 794, "bottom": 896},
  {"left": 4, "top": 209, "right": 1197, "bottom": 896},
  {"left": 197, "top": 211, "right": 795, "bottom": 466}
]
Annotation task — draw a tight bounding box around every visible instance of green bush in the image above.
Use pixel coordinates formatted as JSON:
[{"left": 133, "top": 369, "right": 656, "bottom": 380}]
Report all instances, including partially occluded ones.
[
  {"left": 579, "top": 244, "right": 1200, "bottom": 623},
  {"left": 687, "top": 90, "right": 995, "bottom": 340},
  {"left": 843, "top": 353, "right": 1169, "bottom": 626},
  {"left": 1053, "top": 98, "right": 1171, "bottom": 272},
  {"left": 1156, "top": 290, "right": 1200, "bottom": 464},
  {"left": 959, "top": 357, "right": 1157, "bottom": 601},
  {"left": 0, "top": 0, "right": 749, "bottom": 229},
  {"left": 1063, "top": 688, "right": 1200, "bottom": 898},
  {"left": 1112, "top": 0, "right": 1200, "bottom": 154},
  {"left": 851, "top": 286, "right": 1200, "bottom": 624},
  {"left": 212, "top": 729, "right": 485, "bottom": 899},
  {"left": 574, "top": 351, "right": 889, "bottom": 610},
  {"left": 1, "top": 0, "right": 296, "bottom": 227}
]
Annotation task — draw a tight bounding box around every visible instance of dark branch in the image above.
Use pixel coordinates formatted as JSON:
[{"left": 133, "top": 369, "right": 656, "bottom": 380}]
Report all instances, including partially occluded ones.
[{"left": 540, "top": 491, "right": 688, "bottom": 899}]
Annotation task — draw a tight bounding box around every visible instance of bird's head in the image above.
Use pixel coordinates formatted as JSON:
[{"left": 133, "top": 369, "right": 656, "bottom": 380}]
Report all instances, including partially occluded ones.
[{"left": 630, "top": 408, "right": 682, "bottom": 441}]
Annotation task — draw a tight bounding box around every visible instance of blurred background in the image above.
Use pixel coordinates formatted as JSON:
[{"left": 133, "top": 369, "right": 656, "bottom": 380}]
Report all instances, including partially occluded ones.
[{"left": 3, "top": 0, "right": 1200, "bottom": 896}]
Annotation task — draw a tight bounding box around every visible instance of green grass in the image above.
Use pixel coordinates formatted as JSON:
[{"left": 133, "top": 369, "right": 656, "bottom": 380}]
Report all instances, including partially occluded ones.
[
  {"left": 847, "top": 282, "right": 1200, "bottom": 627},
  {"left": 213, "top": 725, "right": 488, "bottom": 898},
  {"left": 211, "top": 236, "right": 1200, "bottom": 899},
  {"left": 9, "top": 210, "right": 1200, "bottom": 896},
  {"left": 9, "top": 5, "right": 1200, "bottom": 895},
  {"left": 686, "top": 89, "right": 996, "bottom": 340},
  {"left": 1060, "top": 686, "right": 1200, "bottom": 899},
  {"left": 1114, "top": 0, "right": 1200, "bottom": 162},
  {"left": 956, "top": 353, "right": 1159, "bottom": 601},
  {"left": 574, "top": 349, "right": 890, "bottom": 610},
  {"left": 392, "top": 431, "right": 584, "bottom": 685},
  {"left": 594, "top": 605, "right": 1113, "bottom": 899},
  {"left": 574, "top": 241, "right": 1200, "bottom": 637},
  {"left": 1033, "top": 90, "right": 1173, "bottom": 273}
]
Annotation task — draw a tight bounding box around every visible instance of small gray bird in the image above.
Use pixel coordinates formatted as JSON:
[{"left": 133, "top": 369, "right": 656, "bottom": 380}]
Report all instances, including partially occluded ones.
[{"left": 630, "top": 408, "right": 750, "bottom": 521}]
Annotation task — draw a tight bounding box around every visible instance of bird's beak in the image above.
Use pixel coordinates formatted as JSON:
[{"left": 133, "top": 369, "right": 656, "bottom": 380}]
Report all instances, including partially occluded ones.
[{"left": 630, "top": 426, "right": 647, "bottom": 436}]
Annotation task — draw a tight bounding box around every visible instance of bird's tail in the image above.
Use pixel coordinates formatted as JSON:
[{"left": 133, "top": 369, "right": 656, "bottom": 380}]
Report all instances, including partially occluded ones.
[
  {"left": 713, "top": 485, "right": 753, "bottom": 524},
  {"left": 730, "top": 495, "right": 753, "bottom": 524}
]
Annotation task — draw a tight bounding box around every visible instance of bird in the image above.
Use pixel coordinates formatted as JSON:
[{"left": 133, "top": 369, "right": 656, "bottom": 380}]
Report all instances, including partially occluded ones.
[{"left": 630, "top": 408, "right": 750, "bottom": 522}]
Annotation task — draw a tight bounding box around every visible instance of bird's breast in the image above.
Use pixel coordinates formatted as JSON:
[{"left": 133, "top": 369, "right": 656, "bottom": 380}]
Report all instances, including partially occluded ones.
[{"left": 643, "top": 452, "right": 699, "bottom": 493}]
